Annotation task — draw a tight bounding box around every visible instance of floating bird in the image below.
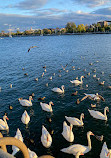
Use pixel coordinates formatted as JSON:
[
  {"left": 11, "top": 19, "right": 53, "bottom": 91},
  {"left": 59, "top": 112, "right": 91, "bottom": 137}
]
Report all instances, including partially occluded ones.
[
  {"left": 93, "top": 74, "right": 96, "bottom": 78},
  {"left": 62, "top": 121, "right": 74, "bottom": 142},
  {"left": 76, "top": 99, "right": 80, "bottom": 104},
  {"left": 70, "top": 76, "right": 84, "bottom": 85},
  {"left": 40, "top": 101, "right": 54, "bottom": 112},
  {"left": 77, "top": 68, "right": 80, "bottom": 70},
  {"left": 88, "top": 107, "right": 109, "bottom": 121},
  {"left": 66, "top": 70, "right": 69, "bottom": 72},
  {"left": 28, "top": 148, "right": 38, "bottom": 158},
  {"left": 46, "top": 117, "right": 52, "bottom": 123},
  {"left": 91, "top": 104, "right": 96, "bottom": 108},
  {"left": 53, "top": 73, "right": 55, "bottom": 76},
  {"left": 22, "top": 68, "right": 25, "bottom": 70},
  {"left": 28, "top": 46, "right": 38, "bottom": 52},
  {"left": 61, "top": 64, "right": 68, "bottom": 70},
  {"left": 43, "top": 65, "right": 46, "bottom": 69},
  {"left": 89, "top": 63, "right": 93, "bottom": 65},
  {"left": 65, "top": 113, "right": 84, "bottom": 126},
  {"left": 52, "top": 85, "right": 65, "bottom": 93},
  {"left": 101, "top": 71, "right": 104, "bottom": 75},
  {"left": 107, "top": 86, "right": 111, "bottom": 89},
  {"left": 96, "top": 78, "right": 100, "bottom": 81},
  {"left": 41, "top": 125, "right": 52, "bottom": 148},
  {"left": 0, "top": 115, "right": 9, "bottom": 130},
  {"left": 31, "top": 93, "right": 35, "bottom": 97},
  {"left": 99, "top": 81, "right": 105, "bottom": 85},
  {"left": 10, "top": 84, "right": 12, "bottom": 88},
  {"left": 35, "top": 78, "right": 38, "bottom": 81},
  {"left": 38, "top": 97, "right": 46, "bottom": 101},
  {"left": 86, "top": 84, "right": 88, "bottom": 88},
  {"left": 49, "top": 76, "right": 52, "bottom": 80},
  {"left": 9, "top": 105, "right": 13, "bottom": 110},
  {"left": 45, "top": 83, "right": 48, "bottom": 87},
  {"left": 42, "top": 72, "right": 44, "bottom": 77},
  {"left": 21, "top": 110, "right": 30, "bottom": 124},
  {"left": 100, "top": 142, "right": 111, "bottom": 158},
  {"left": 71, "top": 91, "right": 78, "bottom": 96},
  {"left": 72, "top": 66, "right": 75, "bottom": 69},
  {"left": 18, "top": 96, "right": 33, "bottom": 107},
  {"left": 87, "top": 72, "right": 90, "bottom": 76},
  {"left": 61, "top": 131, "right": 94, "bottom": 156},
  {"left": 12, "top": 128, "right": 23, "bottom": 156},
  {"left": 24, "top": 73, "right": 28, "bottom": 76},
  {"left": 81, "top": 93, "right": 105, "bottom": 101},
  {"left": 58, "top": 74, "right": 61, "bottom": 77},
  {"left": 44, "top": 69, "right": 46, "bottom": 72}
]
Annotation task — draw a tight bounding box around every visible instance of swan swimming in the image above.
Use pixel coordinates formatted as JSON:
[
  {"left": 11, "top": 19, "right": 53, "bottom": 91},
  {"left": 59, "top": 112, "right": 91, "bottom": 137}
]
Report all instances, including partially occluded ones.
[{"left": 52, "top": 85, "right": 65, "bottom": 93}]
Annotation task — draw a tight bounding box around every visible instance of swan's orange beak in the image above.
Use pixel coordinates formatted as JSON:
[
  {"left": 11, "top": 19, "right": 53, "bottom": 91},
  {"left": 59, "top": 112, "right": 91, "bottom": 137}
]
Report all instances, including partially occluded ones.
[
  {"left": 52, "top": 103, "right": 54, "bottom": 105},
  {"left": 107, "top": 109, "right": 109, "bottom": 112},
  {"left": 107, "top": 152, "right": 110, "bottom": 157},
  {"left": 6, "top": 117, "right": 9, "bottom": 120},
  {"left": 91, "top": 132, "right": 94, "bottom": 136},
  {"left": 81, "top": 153, "right": 84, "bottom": 155},
  {"left": 31, "top": 98, "right": 33, "bottom": 100}
]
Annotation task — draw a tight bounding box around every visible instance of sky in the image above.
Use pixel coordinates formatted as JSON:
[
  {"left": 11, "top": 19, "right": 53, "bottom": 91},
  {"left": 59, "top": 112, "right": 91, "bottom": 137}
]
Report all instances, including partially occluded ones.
[{"left": 0, "top": 0, "right": 111, "bottom": 32}]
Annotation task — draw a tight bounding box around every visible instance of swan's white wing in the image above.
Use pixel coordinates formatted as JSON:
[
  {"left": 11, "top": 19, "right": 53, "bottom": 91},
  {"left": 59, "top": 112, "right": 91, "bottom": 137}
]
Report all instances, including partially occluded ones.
[
  {"left": 88, "top": 109, "right": 105, "bottom": 119},
  {"left": 0, "top": 119, "right": 6, "bottom": 127},
  {"left": 100, "top": 142, "right": 109, "bottom": 158},
  {"left": 51, "top": 87, "right": 62, "bottom": 93}
]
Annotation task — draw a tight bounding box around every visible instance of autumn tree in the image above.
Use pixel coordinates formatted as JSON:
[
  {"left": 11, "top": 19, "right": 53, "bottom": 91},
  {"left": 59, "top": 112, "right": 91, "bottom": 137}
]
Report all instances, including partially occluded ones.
[
  {"left": 77, "top": 24, "right": 86, "bottom": 33},
  {"left": 65, "top": 22, "right": 76, "bottom": 33}
]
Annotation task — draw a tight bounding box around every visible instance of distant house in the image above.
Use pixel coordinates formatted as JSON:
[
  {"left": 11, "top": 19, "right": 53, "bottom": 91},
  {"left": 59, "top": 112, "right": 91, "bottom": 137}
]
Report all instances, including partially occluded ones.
[{"left": 97, "top": 21, "right": 108, "bottom": 27}]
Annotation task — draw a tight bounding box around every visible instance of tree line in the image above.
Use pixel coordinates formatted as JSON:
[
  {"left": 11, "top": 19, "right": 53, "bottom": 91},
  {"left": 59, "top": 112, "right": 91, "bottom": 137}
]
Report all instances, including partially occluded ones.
[{"left": 0, "top": 22, "right": 111, "bottom": 37}]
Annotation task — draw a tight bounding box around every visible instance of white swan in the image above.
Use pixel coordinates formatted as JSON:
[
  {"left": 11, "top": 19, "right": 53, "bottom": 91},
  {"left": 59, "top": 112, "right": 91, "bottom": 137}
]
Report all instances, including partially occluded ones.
[
  {"left": 61, "top": 131, "right": 94, "bottom": 156},
  {"left": 81, "top": 93, "right": 105, "bottom": 101},
  {"left": 12, "top": 128, "right": 23, "bottom": 156},
  {"left": 62, "top": 121, "right": 74, "bottom": 142},
  {"left": 28, "top": 148, "right": 38, "bottom": 158},
  {"left": 0, "top": 115, "right": 9, "bottom": 130},
  {"left": 41, "top": 125, "right": 52, "bottom": 148},
  {"left": 88, "top": 107, "right": 109, "bottom": 121},
  {"left": 51, "top": 85, "right": 65, "bottom": 93},
  {"left": 70, "top": 76, "right": 84, "bottom": 84},
  {"left": 21, "top": 110, "right": 30, "bottom": 124},
  {"left": 40, "top": 101, "right": 54, "bottom": 112},
  {"left": 100, "top": 142, "right": 111, "bottom": 158},
  {"left": 18, "top": 96, "right": 33, "bottom": 107},
  {"left": 65, "top": 113, "right": 84, "bottom": 126}
]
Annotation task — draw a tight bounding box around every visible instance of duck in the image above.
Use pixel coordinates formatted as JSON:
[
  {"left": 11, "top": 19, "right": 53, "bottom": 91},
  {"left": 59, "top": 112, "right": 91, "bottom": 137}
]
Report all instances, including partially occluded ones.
[
  {"left": 61, "top": 131, "right": 94, "bottom": 156},
  {"left": 96, "top": 78, "right": 100, "bottom": 81},
  {"left": 71, "top": 91, "right": 78, "bottom": 96},
  {"left": 0, "top": 115, "right": 9, "bottom": 130},
  {"left": 44, "top": 69, "right": 46, "bottom": 72},
  {"left": 76, "top": 99, "right": 80, "bottom": 104},
  {"left": 12, "top": 128, "right": 23, "bottom": 156},
  {"left": 99, "top": 81, "right": 105, "bottom": 85},
  {"left": 18, "top": 96, "right": 33, "bottom": 107},
  {"left": 21, "top": 110, "right": 30, "bottom": 124},
  {"left": 9, "top": 105, "right": 13, "bottom": 110},
  {"left": 24, "top": 73, "right": 28, "bottom": 76},
  {"left": 93, "top": 74, "right": 96, "bottom": 78},
  {"left": 52, "top": 85, "right": 65, "bottom": 93},
  {"left": 42, "top": 72, "right": 44, "bottom": 77},
  {"left": 49, "top": 76, "right": 52, "bottom": 80},
  {"left": 40, "top": 101, "right": 54, "bottom": 112},
  {"left": 87, "top": 72, "right": 90, "bottom": 76},
  {"left": 100, "top": 142, "right": 111, "bottom": 158},
  {"left": 53, "top": 73, "right": 55, "bottom": 76},
  {"left": 65, "top": 113, "right": 84, "bottom": 126},
  {"left": 10, "top": 84, "right": 12, "bottom": 88},
  {"left": 38, "top": 97, "right": 46, "bottom": 101},
  {"left": 81, "top": 93, "right": 105, "bottom": 101},
  {"left": 35, "top": 78, "right": 38, "bottom": 81},
  {"left": 45, "top": 83, "right": 48, "bottom": 87},
  {"left": 43, "top": 65, "right": 46, "bottom": 68},
  {"left": 58, "top": 74, "right": 61, "bottom": 77},
  {"left": 88, "top": 106, "right": 109, "bottom": 121},
  {"left": 70, "top": 76, "right": 84, "bottom": 85},
  {"left": 28, "top": 148, "right": 38, "bottom": 158},
  {"left": 41, "top": 125, "right": 52, "bottom": 148},
  {"left": 62, "top": 121, "right": 74, "bottom": 142}
]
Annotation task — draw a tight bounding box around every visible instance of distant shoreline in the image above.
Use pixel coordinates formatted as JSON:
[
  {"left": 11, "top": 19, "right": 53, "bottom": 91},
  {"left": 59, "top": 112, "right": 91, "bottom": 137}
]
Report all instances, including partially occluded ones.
[{"left": 1, "top": 32, "right": 111, "bottom": 38}]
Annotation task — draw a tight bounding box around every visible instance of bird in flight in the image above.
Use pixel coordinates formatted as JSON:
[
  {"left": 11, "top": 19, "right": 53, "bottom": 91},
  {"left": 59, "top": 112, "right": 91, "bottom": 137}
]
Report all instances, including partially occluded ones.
[{"left": 28, "top": 46, "right": 38, "bottom": 52}]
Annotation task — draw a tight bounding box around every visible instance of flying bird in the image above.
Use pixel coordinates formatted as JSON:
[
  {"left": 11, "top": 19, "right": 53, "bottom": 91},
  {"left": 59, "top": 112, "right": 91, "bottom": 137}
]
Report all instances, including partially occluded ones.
[{"left": 28, "top": 46, "right": 38, "bottom": 52}]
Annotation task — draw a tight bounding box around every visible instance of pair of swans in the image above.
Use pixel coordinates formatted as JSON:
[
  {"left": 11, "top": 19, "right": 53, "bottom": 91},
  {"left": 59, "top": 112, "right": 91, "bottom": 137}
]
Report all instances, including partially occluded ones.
[
  {"left": 100, "top": 142, "right": 111, "bottom": 158},
  {"left": 62, "top": 121, "right": 74, "bottom": 142},
  {"left": 19, "top": 96, "right": 33, "bottom": 107},
  {"left": 70, "top": 76, "right": 84, "bottom": 85},
  {"left": 61, "top": 131, "right": 94, "bottom": 157},
  {"left": 65, "top": 113, "right": 84, "bottom": 126},
  {"left": 0, "top": 115, "right": 9, "bottom": 130},
  {"left": 41, "top": 126, "right": 52, "bottom": 148},
  {"left": 51, "top": 85, "right": 65, "bottom": 93},
  {"left": 40, "top": 101, "right": 54, "bottom": 112},
  {"left": 21, "top": 110, "right": 30, "bottom": 124},
  {"left": 88, "top": 107, "right": 109, "bottom": 121},
  {"left": 81, "top": 93, "right": 105, "bottom": 101}
]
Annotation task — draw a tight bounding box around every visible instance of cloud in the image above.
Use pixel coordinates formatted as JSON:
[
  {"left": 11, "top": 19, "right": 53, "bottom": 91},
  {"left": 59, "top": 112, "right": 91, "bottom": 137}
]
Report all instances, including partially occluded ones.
[
  {"left": 92, "top": 7, "right": 111, "bottom": 15},
  {"left": 71, "top": 0, "right": 110, "bottom": 8},
  {"left": 14, "top": 0, "right": 49, "bottom": 10}
]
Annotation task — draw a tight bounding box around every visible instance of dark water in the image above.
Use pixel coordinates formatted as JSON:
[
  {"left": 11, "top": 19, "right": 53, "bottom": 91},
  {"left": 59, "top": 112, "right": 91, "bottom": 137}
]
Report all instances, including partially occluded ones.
[{"left": 0, "top": 34, "right": 111, "bottom": 158}]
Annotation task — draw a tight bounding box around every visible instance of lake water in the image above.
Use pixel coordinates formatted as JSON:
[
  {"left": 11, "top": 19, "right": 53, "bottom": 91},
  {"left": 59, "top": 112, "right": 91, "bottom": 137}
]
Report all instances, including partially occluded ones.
[{"left": 0, "top": 34, "right": 111, "bottom": 158}]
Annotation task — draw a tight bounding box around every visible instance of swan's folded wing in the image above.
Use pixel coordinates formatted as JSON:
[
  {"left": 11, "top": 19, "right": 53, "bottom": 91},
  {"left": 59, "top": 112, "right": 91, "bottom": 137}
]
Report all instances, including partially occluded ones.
[
  {"left": 89, "top": 110, "right": 105, "bottom": 118},
  {"left": 98, "top": 95, "right": 105, "bottom": 101},
  {"left": 81, "top": 95, "right": 90, "bottom": 101},
  {"left": 0, "top": 119, "right": 6, "bottom": 127}
]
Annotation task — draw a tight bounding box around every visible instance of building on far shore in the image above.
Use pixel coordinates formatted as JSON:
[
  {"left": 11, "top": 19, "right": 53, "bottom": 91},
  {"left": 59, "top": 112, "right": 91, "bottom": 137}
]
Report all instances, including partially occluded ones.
[{"left": 97, "top": 20, "right": 111, "bottom": 27}]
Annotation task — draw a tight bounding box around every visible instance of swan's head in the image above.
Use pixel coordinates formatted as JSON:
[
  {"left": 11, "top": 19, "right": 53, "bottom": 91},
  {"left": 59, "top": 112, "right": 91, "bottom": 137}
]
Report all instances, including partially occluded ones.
[
  {"left": 3, "top": 115, "right": 9, "bottom": 120},
  {"left": 18, "top": 98, "right": 22, "bottom": 101},
  {"left": 49, "top": 101, "right": 54, "bottom": 105},
  {"left": 24, "top": 110, "right": 28, "bottom": 117},
  {"left": 81, "top": 76, "right": 84, "bottom": 79},
  {"left": 81, "top": 113, "right": 84, "bottom": 119},
  {"left": 87, "top": 131, "right": 94, "bottom": 136},
  {"left": 105, "top": 106, "right": 109, "bottom": 112},
  {"left": 96, "top": 93, "right": 99, "bottom": 96},
  {"left": 29, "top": 96, "right": 33, "bottom": 100},
  {"left": 61, "top": 85, "right": 65, "bottom": 89}
]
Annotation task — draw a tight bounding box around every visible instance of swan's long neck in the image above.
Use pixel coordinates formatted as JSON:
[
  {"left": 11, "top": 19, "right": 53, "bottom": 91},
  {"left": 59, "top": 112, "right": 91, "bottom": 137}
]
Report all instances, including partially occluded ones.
[
  {"left": 61, "top": 87, "right": 64, "bottom": 93},
  {"left": 29, "top": 97, "right": 32, "bottom": 102},
  {"left": 80, "top": 77, "right": 83, "bottom": 83},
  {"left": 87, "top": 133, "right": 92, "bottom": 150},
  {"left": 104, "top": 108, "right": 107, "bottom": 116},
  {"left": 3, "top": 117, "right": 8, "bottom": 129},
  {"left": 80, "top": 115, "right": 83, "bottom": 122}
]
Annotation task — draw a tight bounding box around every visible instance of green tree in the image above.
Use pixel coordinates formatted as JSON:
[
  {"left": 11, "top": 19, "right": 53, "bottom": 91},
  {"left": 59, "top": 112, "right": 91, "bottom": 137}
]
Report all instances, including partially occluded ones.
[
  {"left": 77, "top": 24, "right": 86, "bottom": 33},
  {"left": 65, "top": 22, "right": 76, "bottom": 33}
]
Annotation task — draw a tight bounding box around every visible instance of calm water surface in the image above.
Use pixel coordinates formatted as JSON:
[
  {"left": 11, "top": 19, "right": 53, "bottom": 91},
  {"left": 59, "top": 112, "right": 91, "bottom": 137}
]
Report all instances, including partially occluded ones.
[{"left": 0, "top": 34, "right": 111, "bottom": 158}]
